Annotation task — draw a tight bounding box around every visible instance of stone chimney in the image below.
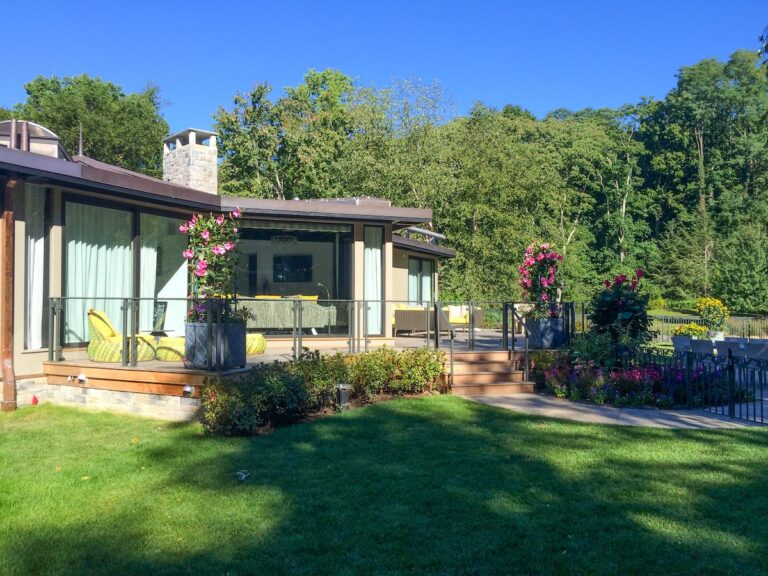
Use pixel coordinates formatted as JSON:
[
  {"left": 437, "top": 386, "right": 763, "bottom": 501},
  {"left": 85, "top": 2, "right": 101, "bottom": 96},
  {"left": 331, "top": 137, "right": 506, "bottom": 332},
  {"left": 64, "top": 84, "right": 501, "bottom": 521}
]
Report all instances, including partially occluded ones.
[{"left": 162, "top": 128, "right": 218, "bottom": 194}]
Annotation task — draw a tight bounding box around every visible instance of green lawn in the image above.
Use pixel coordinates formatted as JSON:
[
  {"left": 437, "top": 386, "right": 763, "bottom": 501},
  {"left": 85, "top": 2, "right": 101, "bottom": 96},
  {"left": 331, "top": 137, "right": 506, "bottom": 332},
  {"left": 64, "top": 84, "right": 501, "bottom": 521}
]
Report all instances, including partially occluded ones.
[{"left": 1, "top": 398, "right": 767, "bottom": 576}]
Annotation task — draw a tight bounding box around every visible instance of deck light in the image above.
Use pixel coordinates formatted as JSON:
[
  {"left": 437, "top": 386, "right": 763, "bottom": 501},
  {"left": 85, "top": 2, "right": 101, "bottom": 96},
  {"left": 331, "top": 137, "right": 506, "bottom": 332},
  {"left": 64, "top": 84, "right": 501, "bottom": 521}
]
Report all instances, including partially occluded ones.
[{"left": 182, "top": 384, "right": 194, "bottom": 396}]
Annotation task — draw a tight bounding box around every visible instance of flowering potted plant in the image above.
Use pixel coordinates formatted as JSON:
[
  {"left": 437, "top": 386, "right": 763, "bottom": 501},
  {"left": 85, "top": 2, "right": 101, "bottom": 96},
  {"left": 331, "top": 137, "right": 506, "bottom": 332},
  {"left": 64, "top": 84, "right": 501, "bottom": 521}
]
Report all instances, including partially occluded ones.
[
  {"left": 696, "top": 297, "right": 728, "bottom": 340},
  {"left": 181, "top": 208, "right": 248, "bottom": 369},
  {"left": 517, "top": 242, "right": 565, "bottom": 348}
]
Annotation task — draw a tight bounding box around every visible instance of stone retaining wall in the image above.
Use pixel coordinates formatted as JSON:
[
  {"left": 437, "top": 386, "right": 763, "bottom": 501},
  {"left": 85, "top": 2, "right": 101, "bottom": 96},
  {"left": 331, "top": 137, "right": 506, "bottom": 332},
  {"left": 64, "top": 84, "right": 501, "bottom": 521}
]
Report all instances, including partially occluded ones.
[{"left": 16, "top": 377, "right": 201, "bottom": 421}]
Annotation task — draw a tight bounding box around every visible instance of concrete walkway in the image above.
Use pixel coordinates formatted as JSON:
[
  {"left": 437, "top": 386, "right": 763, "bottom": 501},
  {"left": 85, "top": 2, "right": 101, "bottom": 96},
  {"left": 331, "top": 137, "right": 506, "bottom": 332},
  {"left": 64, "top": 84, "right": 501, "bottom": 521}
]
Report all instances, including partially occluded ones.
[{"left": 467, "top": 393, "right": 765, "bottom": 429}]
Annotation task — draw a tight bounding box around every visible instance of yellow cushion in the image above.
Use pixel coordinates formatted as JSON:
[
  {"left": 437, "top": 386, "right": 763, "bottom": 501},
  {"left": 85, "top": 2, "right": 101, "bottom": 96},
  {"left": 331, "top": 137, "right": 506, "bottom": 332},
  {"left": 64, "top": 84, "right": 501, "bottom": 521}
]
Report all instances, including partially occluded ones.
[
  {"left": 254, "top": 295, "right": 282, "bottom": 300},
  {"left": 246, "top": 333, "right": 267, "bottom": 355},
  {"left": 286, "top": 295, "right": 319, "bottom": 300},
  {"left": 88, "top": 309, "right": 118, "bottom": 339}
]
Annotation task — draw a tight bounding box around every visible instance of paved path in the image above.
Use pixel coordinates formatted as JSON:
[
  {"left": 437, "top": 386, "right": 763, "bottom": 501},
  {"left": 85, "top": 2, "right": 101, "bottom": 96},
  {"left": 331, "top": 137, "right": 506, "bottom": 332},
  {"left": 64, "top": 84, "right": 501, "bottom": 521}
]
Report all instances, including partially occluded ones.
[{"left": 467, "top": 393, "right": 765, "bottom": 429}]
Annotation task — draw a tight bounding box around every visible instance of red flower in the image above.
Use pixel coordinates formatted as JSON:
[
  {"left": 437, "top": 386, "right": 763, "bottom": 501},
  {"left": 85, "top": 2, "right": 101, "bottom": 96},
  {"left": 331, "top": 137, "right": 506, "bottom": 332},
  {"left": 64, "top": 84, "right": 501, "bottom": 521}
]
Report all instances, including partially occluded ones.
[
  {"left": 635, "top": 269, "right": 645, "bottom": 279},
  {"left": 31, "top": 395, "right": 39, "bottom": 406},
  {"left": 603, "top": 280, "right": 611, "bottom": 288}
]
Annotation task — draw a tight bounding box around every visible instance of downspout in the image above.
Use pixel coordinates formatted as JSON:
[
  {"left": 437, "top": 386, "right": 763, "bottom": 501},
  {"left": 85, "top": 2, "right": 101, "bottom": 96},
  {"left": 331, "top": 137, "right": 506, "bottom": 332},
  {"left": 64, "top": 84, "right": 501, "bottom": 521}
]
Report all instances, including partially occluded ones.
[{"left": 1, "top": 176, "right": 17, "bottom": 411}]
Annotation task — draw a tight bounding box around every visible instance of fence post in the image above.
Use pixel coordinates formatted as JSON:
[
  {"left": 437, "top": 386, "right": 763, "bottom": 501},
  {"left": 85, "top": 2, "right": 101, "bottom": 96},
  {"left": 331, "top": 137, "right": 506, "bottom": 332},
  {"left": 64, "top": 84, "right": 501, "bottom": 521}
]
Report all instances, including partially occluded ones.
[
  {"left": 121, "top": 299, "right": 130, "bottom": 367},
  {"left": 433, "top": 302, "right": 441, "bottom": 349},
  {"left": 727, "top": 349, "right": 736, "bottom": 418},
  {"left": 47, "top": 298, "right": 55, "bottom": 362},
  {"left": 685, "top": 347, "right": 693, "bottom": 408}
]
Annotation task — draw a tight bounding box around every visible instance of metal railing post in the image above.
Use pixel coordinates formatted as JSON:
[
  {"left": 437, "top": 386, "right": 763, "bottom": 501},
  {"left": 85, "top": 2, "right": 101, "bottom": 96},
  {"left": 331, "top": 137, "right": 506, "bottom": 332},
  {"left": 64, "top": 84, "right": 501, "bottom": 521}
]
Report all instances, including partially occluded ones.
[
  {"left": 363, "top": 300, "right": 369, "bottom": 352},
  {"left": 120, "top": 299, "right": 130, "bottom": 367},
  {"left": 433, "top": 302, "right": 441, "bottom": 349},
  {"left": 297, "top": 300, "right": 304, "bottom": 357},
  {"left": 348, "top": 302, "right": 354, "bottom": 354},
  {"left": 468, "top": 301, "right": 475, "bottom": 351},
  {"left": 450, "top": 328, "right": 455, "bottom": 390},
  {"left": 47, "top": 298, "right": 55, "bottom": 362},
  {"left": 511, "top": 302, "right": 517, "bottom": 352},
  {"left": 502, "top": 302, "right": 509, "bottom": 351},
  {"left": 130, "top": 297, "right": 139, "bottom": 367},
  {"left": 685, "top": 348, "right": 693, "bottom": 408},
  {"left": 206, "top": 298, "right": 213, "bottom": 371},
  {"left": 292, "top": 300, "right": 299, "bottom": 360},
  {"left": 727, "top": 349, "right": 736, "bottom": 418}
]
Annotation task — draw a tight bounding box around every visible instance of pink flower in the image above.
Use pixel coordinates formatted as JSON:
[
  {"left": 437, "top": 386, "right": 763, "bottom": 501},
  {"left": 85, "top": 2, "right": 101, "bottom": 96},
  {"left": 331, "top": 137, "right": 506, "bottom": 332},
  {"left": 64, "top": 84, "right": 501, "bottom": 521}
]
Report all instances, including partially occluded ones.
[
  {"left": 233, "top": 227, "right": 238, "bottom": 233},
  {"left": 630, "top": 279, "right": 638, "bottom": 291},
  {"left": 614, "top": 274, "right": 627, "bottom": 285},
  {"left": 635, "top": 269, "right": 645, "bottom": 279},
  {"left": 183, "top": 249, "right": 194, "bottom": 259},
  {"left": 224, "top": 241, "right": 235, "bottom": 251},
  {"left": 216, "top": 215, "right": 224, "bottom": 226},
  {"left": 524, "top": 257, "right": 535, "bottom": 266},
  {"left": 179, "top": 224, "right": 189, "bottom": 233},
  {"left": 541, "top": 293, "right": 549, "bottom": 302},
  {"left": 603, "top": 280, "right": 611, "bottom": 288},
  {"left": 540, "top": 277, "right": 548, "bottom": 287},
  {"left": 232, "top": 208, "right": 241, "bottom": 218},
  {"left": 524, "top": 278, "right": 532, "bottom": 288},
  {"left": 191, "top": 215, "right": 198, "bottom": 223},
  {"left": 201, "top": 229, "right": 210, "bottom": 241},
  {"left": 212, "top": 245, "right": 226, "bottom": 256},
  {"left": 541, "top": 243, "right": 550, "bottom": 250},
  {"left": 195, "top": 260, "right": 208, "bottom": 277},
  {"left": 536, "top": 253, "right": 545, "bottom": 262}
]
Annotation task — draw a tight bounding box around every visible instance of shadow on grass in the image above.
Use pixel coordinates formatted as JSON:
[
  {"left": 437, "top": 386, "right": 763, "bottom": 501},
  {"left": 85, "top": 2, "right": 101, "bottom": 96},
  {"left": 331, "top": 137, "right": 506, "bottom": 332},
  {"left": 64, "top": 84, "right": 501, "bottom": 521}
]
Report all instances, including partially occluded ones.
[{"left": 3, "top": 397, "right": 768, "bottom": 575}]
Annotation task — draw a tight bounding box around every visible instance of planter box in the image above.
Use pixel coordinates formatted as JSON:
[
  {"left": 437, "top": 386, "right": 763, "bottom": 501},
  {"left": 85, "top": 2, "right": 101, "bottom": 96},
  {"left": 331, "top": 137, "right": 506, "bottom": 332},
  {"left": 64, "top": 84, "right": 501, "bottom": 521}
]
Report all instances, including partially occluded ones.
[
  {"left": 524, "top": 317, "right": 566, "bottom": 349},
  {"left": 185, "top": 322, "right": 246, "bottom": 370}
]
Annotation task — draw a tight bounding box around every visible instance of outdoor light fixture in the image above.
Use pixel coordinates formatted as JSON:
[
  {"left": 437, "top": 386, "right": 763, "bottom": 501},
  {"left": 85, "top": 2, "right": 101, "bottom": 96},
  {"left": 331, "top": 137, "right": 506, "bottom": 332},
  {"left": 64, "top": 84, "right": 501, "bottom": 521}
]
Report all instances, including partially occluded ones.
[
  {"left": 182, "top": 384, "right": 194, "bottom": 396},
  {"left": 77, "top": 374, "right": 87, "bottom": 383},
  {"left": 336, "top": 383, "right": 351, "bottom": 410}
]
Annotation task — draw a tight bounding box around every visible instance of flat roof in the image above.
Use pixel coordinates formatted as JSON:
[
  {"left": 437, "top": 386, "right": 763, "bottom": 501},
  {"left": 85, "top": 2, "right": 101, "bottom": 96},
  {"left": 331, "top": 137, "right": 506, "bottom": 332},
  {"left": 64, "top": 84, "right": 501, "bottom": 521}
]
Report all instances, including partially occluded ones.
[{"left": 0, "top": 147, "right": 432, "bottom": 227}]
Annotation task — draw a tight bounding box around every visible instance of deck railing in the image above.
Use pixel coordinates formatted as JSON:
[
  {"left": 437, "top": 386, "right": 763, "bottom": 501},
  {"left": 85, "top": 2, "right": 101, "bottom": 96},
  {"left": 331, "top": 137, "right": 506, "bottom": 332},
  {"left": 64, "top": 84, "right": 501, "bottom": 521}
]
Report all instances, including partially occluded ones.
[{"left": 46, "top": 297, "right": 575, "bottom": 369}]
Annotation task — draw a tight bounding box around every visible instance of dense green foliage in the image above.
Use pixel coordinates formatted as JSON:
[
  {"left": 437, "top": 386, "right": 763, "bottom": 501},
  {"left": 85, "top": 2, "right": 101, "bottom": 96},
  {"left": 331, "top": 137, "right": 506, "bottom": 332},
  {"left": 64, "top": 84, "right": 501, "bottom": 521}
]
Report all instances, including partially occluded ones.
[
  {"left": 201, "top": 347, "right": 445, "bottom": 434},
  {"left": 1, "top": 74, "right": 168, "bottom": 176},
  {"left": 216, "top": 50, "right": 768, "bottom": 310},
  {"left": 2, "top": 401, "right": 767, "bottom": 575}
]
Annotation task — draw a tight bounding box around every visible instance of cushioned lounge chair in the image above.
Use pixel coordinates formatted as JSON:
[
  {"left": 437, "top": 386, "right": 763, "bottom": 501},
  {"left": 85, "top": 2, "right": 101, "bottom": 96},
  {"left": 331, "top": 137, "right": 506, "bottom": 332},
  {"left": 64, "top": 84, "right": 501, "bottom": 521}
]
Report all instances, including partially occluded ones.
[
  {"left": 87, "top": 309, "right": 155, "bottom": 363},
  {"left": 154, "top": 332, "right": 267, "bottom": 362}
]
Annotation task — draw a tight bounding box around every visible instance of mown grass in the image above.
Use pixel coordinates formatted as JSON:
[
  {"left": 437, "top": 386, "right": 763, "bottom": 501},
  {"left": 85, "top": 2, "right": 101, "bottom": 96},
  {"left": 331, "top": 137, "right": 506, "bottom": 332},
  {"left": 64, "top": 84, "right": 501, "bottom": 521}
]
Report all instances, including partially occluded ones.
[{"left": 1, "top": 397, "right": 767, "bottom": 575}]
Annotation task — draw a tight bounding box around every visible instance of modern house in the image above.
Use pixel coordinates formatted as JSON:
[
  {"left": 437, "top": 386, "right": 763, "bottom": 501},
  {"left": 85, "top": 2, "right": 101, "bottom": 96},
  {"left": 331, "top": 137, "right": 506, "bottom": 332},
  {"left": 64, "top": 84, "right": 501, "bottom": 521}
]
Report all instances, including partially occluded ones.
[{"left": 0, "top": 120, "right": 455, "bottom": 417}]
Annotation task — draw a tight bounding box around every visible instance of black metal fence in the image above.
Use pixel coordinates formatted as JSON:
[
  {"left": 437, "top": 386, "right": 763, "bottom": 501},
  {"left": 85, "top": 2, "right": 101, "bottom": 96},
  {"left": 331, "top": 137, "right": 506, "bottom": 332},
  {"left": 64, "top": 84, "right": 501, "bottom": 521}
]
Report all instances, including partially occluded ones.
[{"left": 626, "top": 348, "right": 765, "bottom": 424}]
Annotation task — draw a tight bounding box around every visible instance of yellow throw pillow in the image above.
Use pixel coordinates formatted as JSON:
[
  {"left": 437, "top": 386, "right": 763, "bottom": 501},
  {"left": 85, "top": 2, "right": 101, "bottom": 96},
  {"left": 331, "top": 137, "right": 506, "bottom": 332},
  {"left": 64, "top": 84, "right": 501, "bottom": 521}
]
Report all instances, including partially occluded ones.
[{"left": 254, "top": 295, "right": 282, "bottom": 300}]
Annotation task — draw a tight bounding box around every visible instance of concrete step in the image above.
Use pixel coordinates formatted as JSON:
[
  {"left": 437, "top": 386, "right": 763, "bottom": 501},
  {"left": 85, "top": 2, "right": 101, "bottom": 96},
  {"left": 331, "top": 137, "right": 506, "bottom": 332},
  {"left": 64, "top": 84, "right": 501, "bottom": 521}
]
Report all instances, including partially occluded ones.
[
  {"left": 451, "top": 371, "right": 526, "bottom": 385},
  {"left": 451, "top": 382, "right": 535, "bottom": 395}
]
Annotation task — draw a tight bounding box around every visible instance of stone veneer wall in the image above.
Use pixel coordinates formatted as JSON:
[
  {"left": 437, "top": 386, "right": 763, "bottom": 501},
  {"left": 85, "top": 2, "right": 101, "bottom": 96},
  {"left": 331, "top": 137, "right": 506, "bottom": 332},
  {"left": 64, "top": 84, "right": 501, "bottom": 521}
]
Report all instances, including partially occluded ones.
[
  {"left": 162, "top": 142, "right": 218, "bottom": 194},
  {"left": 16, "top": 377, "right": 201, "bottom": 422}
]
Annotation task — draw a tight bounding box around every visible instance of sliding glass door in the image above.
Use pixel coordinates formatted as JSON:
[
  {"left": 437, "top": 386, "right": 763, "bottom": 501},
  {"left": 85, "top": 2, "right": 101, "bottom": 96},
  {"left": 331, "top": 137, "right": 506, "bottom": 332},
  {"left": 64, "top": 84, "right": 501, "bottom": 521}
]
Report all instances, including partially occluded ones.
[{"left": 408, "top": 257, "right": 435, "bottom": 305}]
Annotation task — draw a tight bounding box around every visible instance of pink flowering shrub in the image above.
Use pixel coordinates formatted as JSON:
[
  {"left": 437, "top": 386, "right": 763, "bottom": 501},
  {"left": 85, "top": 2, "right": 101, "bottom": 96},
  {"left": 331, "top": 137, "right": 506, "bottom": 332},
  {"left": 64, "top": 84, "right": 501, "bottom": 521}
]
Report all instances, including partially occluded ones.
[
  {"left": 517, "top": 242, "right": 564, "bottom": 318},
  {"left": 588, "top": 269, "right": 652, "bottom": 349},
  {"left": 180, "top": 208, "right": 243, "bottom": 322}
]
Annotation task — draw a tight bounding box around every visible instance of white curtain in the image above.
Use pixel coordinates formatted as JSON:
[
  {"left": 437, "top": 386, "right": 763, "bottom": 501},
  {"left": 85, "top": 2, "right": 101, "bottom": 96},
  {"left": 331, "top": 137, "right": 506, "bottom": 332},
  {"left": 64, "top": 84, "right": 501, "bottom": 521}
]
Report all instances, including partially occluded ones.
[
  {"left": 408, "top": 259, "right": 420, "bottom": 305},
  {"left": 364, "top": 227, "right": 383, "bottom": 335},
  {"left": 140, "top": 213, "right": 187, "bottom": 334},
  {"left": 25, "top": 185, "right": 46, "bottom": 349},
  {"left": 65, "top": 202, "right": 133, "bottom": 343},
  {"left": 421, "top": 260, "right": 434, "bottom": 304}
]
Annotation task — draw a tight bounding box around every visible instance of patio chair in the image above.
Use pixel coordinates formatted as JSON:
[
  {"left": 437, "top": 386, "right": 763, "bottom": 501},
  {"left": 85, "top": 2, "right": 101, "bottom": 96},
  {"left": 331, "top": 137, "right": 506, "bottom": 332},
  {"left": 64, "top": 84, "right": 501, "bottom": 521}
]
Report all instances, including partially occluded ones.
[{"left": 87, "top": 309, "right": 155, "bottom": 363}]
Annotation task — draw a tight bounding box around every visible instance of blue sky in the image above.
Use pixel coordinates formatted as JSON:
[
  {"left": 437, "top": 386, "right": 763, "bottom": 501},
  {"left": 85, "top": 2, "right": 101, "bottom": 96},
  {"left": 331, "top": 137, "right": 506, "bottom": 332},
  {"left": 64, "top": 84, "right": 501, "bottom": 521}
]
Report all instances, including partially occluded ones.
[{"left": 2, "top": 1, "right": 765, "bottom": 132}]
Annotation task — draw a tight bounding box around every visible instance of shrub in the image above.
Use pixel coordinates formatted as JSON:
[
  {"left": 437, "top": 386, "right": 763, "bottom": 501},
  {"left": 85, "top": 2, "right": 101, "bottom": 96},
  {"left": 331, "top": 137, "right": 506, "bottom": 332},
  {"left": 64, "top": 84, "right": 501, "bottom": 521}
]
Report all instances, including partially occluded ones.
[
  {"left": 530, "top": 350, "right": 560, "bottom": 387},
  {"left": 672, "top": 323, "right": 708, "bottom": 338},
  {"left": 568, "top": 332, "right": 618, "bottom": 369},
  {"left": 697, "top": 297, "right": 729, "bottom": 331},
  {"left": 202, "top": 347, "right": 446, "bottom": 434},
  {"left": 648, "top": 297, "right": 667, "bottom": 310}
]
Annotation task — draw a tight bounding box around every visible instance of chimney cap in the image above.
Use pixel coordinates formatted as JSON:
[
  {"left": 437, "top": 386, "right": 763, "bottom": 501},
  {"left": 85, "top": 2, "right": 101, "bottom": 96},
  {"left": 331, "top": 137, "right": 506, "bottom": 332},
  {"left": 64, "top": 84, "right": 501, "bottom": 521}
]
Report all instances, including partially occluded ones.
[{"left": 163, "top": 128, "right": 217, "bottom": 144}]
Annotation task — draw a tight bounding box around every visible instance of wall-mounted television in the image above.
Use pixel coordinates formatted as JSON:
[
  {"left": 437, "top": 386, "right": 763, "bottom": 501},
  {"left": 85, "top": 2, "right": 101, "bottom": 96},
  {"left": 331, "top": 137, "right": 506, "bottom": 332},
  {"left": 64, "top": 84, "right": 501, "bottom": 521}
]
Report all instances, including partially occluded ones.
[{"left": 273, "top": 255, "right": 313, "bottom": 283}]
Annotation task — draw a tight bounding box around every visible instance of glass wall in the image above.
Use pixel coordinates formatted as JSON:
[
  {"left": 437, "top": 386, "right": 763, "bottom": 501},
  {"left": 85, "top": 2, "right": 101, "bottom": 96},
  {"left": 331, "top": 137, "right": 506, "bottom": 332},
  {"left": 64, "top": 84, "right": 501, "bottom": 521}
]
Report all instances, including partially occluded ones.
[
  {"left": 139, "top": 213, "right": 187, "bottom": 335},
  {"left": 64, "top": 201, "right": 133, "bottom": 343},
  {"left": 24, "top": 185, "right": 48, "bottom": 350},
  {"left": 364, "top": 226, "right": 383, "bottom": 336},
  {"left": 236, "top": 222, "right": 352, "bottom": 299}
]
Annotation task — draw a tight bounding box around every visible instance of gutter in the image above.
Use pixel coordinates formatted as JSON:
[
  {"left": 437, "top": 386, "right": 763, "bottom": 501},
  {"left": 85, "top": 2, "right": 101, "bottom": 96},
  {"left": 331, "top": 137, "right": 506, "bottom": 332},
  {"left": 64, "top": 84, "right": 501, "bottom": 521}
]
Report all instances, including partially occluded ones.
[{"left": 1, "top": 176, "right": 16, "bottom": 411}]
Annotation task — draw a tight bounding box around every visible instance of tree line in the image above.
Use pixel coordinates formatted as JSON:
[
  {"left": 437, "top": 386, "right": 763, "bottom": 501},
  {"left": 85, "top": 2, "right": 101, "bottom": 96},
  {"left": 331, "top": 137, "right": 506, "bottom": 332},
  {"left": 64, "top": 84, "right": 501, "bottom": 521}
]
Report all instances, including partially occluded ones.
[{"left": 3, "top": 49, "right": 767, "bottom": 312}]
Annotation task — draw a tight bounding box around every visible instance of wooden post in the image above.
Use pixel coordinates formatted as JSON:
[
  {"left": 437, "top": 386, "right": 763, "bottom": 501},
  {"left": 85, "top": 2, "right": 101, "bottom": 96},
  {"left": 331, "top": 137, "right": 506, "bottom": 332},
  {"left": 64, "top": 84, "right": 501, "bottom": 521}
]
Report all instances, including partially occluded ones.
[{"left": 1, "top": 177, "right": 17, "bottom": 411}]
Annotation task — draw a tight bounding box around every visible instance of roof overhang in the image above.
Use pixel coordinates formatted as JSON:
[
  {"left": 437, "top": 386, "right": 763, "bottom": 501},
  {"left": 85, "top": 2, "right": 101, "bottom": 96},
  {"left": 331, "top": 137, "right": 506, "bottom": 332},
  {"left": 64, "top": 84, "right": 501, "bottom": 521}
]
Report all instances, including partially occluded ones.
[
  {"left": 393, "top": 235, "right": 456, "bottom": 258},
  {"left": 0, "top": 147, "right": 433, "bottom": 226}
]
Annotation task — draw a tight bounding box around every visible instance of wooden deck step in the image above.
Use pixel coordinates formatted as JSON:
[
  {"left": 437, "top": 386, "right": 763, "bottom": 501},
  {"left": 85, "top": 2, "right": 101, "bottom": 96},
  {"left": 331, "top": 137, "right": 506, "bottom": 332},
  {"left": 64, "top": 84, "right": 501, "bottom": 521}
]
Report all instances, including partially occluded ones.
[
  {"left": 451, "top": 361, "right": 518, "bottom": 374},
  {"left": 451, "top": 371, "right": 527, "bottom": 385},
  {"left": 451, "top": 382, "right": 534, "bottom": 395}
]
